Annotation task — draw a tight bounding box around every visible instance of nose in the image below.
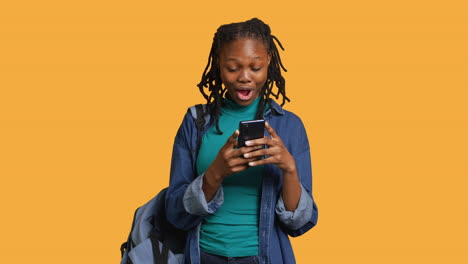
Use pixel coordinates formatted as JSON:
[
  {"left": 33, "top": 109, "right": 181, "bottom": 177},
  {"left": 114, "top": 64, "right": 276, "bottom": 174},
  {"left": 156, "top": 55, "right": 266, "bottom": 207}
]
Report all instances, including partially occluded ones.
[{"left": 237, "top": 69, "right": 252, "bottom": 83}]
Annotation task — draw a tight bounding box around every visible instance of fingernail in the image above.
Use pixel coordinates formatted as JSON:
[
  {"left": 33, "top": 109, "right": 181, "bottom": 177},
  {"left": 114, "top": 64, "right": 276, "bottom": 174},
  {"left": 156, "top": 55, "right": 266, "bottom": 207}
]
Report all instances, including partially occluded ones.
[
  {"left": 248, "top": 162, "right": 255, "bottom": 166},
  {"left": 243, "top": 153, "right": 250, "bottom": 158},
  {"left": 245, "top": 141, "right": 252, "bottom": 146},
  {"left": 265, "top": 121, "right": 270, "bottom": 127}
]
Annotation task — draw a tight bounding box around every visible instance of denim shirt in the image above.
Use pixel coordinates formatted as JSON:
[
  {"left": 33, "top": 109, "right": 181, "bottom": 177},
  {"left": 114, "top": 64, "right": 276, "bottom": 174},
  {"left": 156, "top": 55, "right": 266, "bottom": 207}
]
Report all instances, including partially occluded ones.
[{"left": 165, "top": 100, "right": 318, "bottom": 264}]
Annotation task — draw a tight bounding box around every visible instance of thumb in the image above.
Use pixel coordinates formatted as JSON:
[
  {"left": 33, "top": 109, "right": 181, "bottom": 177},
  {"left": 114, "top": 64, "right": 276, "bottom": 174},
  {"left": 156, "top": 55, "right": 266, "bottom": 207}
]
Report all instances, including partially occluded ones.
[
  {"left": 265, "top": 121, "right": 278, "bottom": 139},
  {"left": 225, "top": 130, "right": 239, "bottom": 148}
]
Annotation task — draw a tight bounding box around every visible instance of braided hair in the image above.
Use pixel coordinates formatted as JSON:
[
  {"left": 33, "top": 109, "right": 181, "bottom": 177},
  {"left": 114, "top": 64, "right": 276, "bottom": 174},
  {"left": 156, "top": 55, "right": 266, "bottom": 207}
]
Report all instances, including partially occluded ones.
[{"left": 197, "top": 18, "right": 289, "bottom": 134}]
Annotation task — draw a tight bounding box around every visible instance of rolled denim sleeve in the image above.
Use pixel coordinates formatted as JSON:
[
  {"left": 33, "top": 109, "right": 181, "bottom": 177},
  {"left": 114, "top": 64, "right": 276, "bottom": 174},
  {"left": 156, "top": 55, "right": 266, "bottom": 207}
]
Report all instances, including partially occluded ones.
[
  {"left": 183, "top": 173, "right": 224, "bottom": 216},
  {"left": 275, "top": 183, "right": 313, "bottom": 230}
]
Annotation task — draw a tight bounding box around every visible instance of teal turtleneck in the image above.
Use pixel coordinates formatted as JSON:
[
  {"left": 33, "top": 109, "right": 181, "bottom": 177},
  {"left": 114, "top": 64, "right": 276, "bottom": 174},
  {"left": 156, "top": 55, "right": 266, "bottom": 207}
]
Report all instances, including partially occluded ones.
[{"left": 196, "top": 96, "right": 267, "bottom": 257}]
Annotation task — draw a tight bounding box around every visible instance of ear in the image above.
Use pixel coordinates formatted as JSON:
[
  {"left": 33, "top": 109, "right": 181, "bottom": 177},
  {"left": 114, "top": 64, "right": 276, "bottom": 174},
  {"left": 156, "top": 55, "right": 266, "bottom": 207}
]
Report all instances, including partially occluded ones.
[{"left": 267, "top": 53, "right": 272, "bottom": 65}]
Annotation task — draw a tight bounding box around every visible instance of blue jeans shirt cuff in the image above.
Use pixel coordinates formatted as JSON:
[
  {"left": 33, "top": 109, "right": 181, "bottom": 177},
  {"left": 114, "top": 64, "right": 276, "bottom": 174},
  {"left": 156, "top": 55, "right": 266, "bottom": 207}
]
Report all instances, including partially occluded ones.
[
  {"left": 275, "top": 184, "right": 313, "bottom": 230},
  {"left": 183, "top": 173, "right": 224, "bottom": 216}
]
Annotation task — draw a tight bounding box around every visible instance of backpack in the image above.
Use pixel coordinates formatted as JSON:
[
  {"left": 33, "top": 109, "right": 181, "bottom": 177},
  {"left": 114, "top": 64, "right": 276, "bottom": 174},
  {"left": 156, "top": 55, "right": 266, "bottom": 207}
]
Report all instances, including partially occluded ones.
[{"left": 120, "top": 104, "right": 209, "bottom": 264}]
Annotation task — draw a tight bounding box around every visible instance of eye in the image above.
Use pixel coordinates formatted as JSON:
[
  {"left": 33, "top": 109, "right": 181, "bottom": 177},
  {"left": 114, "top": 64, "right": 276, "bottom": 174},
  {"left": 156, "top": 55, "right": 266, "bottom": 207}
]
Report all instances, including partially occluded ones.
[
  {"left": 252, "top": 67, "right": 261, "bottom": 72},
  {"left": 227, "top": 68, "right": 238, "bottom": 72}
]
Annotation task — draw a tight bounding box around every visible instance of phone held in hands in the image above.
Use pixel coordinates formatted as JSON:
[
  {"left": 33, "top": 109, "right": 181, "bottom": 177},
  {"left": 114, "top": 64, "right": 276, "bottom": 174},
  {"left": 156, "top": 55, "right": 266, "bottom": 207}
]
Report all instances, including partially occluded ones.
[{"left": 237, "top": 119, "right": 265, "bottom": 148}]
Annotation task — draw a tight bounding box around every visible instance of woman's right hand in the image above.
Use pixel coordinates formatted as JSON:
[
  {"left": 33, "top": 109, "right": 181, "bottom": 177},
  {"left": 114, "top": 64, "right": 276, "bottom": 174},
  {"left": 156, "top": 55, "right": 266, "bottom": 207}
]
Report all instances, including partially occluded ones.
[{"left": 202, "top": 130, "right": 260, "bottom": 202}]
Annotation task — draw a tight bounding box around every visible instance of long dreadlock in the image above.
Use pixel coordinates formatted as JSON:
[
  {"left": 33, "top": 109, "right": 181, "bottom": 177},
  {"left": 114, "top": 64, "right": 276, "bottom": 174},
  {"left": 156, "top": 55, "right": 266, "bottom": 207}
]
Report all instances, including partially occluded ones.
[{"left": 197, "top": 18, "right": 289, "bottom": 135}]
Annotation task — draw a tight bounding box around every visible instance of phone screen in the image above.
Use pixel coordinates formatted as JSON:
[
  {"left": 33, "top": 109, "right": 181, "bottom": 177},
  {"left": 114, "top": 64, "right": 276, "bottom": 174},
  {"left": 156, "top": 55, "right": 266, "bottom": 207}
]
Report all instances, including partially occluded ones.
[{"left": 238, "top": 119, "right": 265, "bottom": 148}]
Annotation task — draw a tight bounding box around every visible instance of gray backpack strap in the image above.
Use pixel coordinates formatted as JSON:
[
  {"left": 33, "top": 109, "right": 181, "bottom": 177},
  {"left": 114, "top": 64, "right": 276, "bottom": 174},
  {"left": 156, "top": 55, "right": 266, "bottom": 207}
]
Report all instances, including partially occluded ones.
[{"left": 189, "top": 104, "right": 210, "bottom": 126}]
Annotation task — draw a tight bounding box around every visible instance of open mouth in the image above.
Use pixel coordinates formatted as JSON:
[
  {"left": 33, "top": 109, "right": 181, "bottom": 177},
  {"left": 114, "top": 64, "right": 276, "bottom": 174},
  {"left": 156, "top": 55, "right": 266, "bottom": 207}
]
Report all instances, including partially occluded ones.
[{"left": 237, "top": 89, "right": 253, "bottom": 100}]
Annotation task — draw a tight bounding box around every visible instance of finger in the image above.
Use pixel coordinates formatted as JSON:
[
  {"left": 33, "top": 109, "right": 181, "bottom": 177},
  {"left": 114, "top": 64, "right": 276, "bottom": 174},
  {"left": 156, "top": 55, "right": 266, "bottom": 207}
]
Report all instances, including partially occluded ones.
[
  {"left": 226, "top": 146, "right": 264, "bottom": 162},
  {"left": 248, "top": 156, "right": 275, "bottom": 167},
  {"left": 242, "top": 147, "right": 277, "bottom": 159},
  {"left": 229, "top": 146, "right": 256, "bottom": 158},
  {"left": 228, "top": 157, "right": 259, "bottom": 168},
  {"left": 230, "top": 164, "right": 250, "bottom": 173},
  {"left": 244, "top": 137, "right": 272, "bottom": 147},
  {"left": 237, "top": 145, "right": 264, "bottom": 155},
  {"left": 265, "top": 121, "right": 279, "bottom": 139}
]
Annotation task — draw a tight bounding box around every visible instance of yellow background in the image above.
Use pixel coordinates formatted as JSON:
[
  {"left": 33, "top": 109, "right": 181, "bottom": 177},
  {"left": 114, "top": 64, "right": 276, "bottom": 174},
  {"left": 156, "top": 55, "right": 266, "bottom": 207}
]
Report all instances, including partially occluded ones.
[{"left": 1, "top": 0, "right": 467, "bottom": 263}]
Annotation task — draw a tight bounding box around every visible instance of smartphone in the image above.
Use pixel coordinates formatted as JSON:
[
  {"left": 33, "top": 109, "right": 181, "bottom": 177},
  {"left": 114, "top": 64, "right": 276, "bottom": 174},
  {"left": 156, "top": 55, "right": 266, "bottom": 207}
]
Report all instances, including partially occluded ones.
[{"left": 238, "top": 119, "right": 265, "bottom": 148}]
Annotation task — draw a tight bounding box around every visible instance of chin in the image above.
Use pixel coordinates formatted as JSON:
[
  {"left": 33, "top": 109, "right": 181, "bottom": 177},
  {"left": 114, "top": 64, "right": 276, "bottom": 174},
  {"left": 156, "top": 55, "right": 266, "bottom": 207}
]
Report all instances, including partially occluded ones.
[
  {"left": 237, "top": 101, "right": 251, "bottom": 106},
  {"left": 241, "top": 97, "right": 258, "bottom": 106}
]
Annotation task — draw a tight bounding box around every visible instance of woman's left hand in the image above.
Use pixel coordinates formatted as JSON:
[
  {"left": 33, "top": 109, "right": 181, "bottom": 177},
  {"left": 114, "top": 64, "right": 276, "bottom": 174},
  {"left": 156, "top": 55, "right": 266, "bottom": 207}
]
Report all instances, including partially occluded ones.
[
  {"left": 243, "top": 121, "right": 301, "bottom": 211},
  {"left": 242, "top": 122, "right": 296, "bottom": 173}
]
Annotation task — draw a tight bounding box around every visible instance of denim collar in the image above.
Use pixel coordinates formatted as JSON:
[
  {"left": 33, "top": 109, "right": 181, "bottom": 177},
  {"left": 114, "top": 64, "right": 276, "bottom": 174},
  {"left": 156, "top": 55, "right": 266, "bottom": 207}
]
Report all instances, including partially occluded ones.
[{"left": 267, "top": 99, "right": 285, "bottom": 116}]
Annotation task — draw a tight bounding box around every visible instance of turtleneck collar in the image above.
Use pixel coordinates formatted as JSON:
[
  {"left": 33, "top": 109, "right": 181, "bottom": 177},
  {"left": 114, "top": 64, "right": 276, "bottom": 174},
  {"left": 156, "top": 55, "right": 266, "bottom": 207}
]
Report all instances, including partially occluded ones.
[{"left": 222, "top": 96, "right": 262, "bottom": 117}]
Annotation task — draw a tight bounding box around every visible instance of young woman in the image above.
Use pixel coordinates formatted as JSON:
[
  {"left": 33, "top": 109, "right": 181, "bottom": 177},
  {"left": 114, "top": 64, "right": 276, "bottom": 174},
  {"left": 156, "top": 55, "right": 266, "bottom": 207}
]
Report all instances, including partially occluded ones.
[{"left": 165, "top": 18, "right": 318, "bottom": 264}]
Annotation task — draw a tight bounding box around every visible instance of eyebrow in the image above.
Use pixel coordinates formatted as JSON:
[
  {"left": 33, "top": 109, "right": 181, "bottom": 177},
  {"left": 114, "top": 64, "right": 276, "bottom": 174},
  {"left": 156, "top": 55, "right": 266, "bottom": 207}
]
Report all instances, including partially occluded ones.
[{"left": 226, "top": 56, "right": 262, "bottom": 61}]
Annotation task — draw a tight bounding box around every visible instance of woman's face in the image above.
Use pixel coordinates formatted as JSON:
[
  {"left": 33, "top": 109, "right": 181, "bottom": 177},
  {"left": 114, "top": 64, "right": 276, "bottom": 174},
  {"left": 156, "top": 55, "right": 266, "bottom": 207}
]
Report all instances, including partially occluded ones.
[{"left": 219, "top": 38, "right": 271, "bottom": 106}]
